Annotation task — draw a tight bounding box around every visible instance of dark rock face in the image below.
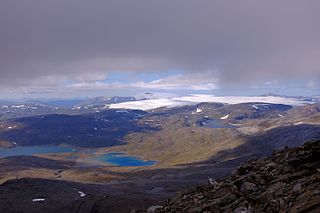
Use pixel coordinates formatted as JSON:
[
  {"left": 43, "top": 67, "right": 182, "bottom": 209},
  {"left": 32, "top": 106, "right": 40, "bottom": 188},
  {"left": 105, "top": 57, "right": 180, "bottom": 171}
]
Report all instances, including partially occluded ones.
[{"left": 157, "top": 140, "right": 320, "bottom": 213}]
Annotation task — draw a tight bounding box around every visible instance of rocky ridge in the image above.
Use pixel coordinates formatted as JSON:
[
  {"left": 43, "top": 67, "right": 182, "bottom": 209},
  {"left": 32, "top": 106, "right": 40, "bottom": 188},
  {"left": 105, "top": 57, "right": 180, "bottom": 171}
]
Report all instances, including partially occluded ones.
[{"left": 155, "top": 140, "right": 320, "bottom": 213}]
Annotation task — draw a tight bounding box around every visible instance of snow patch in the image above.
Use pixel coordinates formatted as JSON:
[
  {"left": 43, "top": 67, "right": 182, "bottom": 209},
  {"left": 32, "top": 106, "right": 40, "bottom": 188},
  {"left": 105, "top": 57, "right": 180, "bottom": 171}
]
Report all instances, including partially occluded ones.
[
  {"left": 11, "top": 105, "right": 25, "bottom": 109},
  {"left": 109, "top": 98, "right": 186, "bottom": 111},
  {"left": 294, "top": 122, "right": 304, "bottom": 125},
  {"left": 220, "top": 114, "right": 229, "bottom": 120},
  {"left": 116, "top": 110, "right": 129, "bottom": 113},
  {"left": 196, "top": 108, "right": 202, "bottom": 113},
  {"left": 32, "top": 198, "right": 45, "bottom": 202},
  {"left": 78, "top": 191, "right": 86, "bottom": 197},
  {"left": 108, "top": 94, "right": 312, "bottom": 111},
  {"left": 251, "top": 104, "right": 259, "bottom": 109},
  {"left": 250, "top": 103, "right": 270, "bottom": 109}
]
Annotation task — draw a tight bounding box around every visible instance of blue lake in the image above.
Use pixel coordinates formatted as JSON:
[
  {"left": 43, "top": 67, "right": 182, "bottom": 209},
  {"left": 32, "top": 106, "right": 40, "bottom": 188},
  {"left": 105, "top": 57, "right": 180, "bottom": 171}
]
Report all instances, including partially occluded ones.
[
  {"left": 0, "top": 146, "right": 156, "bottom": 167},
  {"left": 0, "top": 146, "right": 75, "bottom": 157},
  {"left": 94, "top": 152, "right": 156, "bottom": 166}
]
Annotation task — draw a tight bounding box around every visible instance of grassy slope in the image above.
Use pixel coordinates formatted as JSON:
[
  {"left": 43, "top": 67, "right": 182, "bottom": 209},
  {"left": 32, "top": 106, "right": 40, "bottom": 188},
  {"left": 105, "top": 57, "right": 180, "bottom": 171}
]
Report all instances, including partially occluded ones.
[
  {"left": 105, "top": 112, "right": 247, "bottom": 166},
  {"left": 105, "top": 103, "right": 320, "bottom": 167}
]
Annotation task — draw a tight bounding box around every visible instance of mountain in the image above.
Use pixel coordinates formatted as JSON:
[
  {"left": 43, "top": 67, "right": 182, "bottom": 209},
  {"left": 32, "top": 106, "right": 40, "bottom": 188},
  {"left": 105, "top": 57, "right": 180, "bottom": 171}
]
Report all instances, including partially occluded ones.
[
  {"left": 0, "top": 99, "right": 320, "bottom": 212},
  {"left": 111, "top": 94, "right": 318, "bottom": 111},
  {"left": 259, "top": 92, "right": 285, "bottom": 97},
  {"left": 156, "top": 140, "right": 320, "bottom": 212},
  {"left": 2, "top": 101, "right": 318, "bottom": 162},
  {"left": 0, "top": 96, "right": 138, "bottom": 120},
  {"left": 76, "top": 96, "right": 136, "bottom": 106},
  {"left": 0, "top": 94, "right": 317, "bottom": 120},
  {"left": 0, "top": 109, "right": 150, "bottom": 147},
  {"left": 106, "top": 102, "right": 320, "bottom": 166},
  {"left": 195, "top": 102, "right": 293, "bottom": 121},
  {"left": 0, "top": 102, "right": 75, "bottom": 120},
  {"left": 259, "top": 93, "right": 320, "bottom": 102},
  {"left": 33, "top": 99, "right": 84, "bottom": 107}
]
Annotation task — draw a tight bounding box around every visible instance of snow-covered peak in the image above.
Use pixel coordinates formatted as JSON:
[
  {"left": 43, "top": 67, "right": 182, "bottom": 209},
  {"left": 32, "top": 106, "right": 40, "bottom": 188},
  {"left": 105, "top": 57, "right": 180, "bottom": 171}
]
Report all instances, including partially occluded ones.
[
  {"left": 108, "top": 94, "right": 313, "bottom": 111},
  {"left": 32, "top": 198, "right": 45, "bottom": 202}
]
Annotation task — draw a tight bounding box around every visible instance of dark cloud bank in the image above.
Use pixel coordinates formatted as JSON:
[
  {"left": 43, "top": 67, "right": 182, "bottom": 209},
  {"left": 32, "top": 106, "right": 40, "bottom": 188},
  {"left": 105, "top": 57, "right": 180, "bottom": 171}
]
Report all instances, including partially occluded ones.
[{"left": 0, "top": 0, "right": 320, "bottom": 94}]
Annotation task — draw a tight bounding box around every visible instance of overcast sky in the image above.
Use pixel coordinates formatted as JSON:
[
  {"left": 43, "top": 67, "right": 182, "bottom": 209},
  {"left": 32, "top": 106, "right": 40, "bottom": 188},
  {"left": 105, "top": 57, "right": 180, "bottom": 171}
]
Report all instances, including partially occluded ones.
[{"left": 0, "top": 0, "right": 320, "bottom": 99}]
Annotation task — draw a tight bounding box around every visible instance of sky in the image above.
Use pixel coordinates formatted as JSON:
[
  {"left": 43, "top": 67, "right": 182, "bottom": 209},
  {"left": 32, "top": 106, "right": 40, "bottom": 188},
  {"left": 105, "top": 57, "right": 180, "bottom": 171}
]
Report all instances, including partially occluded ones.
[{"left": 0, "top": 0, "right": 320, "bottom": 99}]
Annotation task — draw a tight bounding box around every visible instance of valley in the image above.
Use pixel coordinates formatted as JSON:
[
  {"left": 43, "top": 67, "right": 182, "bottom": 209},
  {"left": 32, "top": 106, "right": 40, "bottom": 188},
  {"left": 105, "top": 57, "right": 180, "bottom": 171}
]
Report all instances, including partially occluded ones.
[
  {"left": 2, "top": 1, "right": 320, "bottom": 211},
  {"left": 0, "top": 95, "right": 320, "bottom": 212}
]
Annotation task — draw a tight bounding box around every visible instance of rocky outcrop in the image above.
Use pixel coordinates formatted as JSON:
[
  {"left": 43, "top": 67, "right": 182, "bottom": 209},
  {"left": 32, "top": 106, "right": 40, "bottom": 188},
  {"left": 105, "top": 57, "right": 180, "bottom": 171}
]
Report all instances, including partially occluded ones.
[{"left": 157, "top": 140, "right": 320, "bottom": 212}]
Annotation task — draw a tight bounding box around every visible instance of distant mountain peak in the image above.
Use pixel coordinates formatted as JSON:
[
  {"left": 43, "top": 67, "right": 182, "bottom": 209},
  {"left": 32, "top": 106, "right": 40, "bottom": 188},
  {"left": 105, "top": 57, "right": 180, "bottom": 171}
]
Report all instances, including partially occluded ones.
[
  {"left": 77, "top": 96, "right": 135, "bottom": 106},
  {"left": 259, "top": 93, "right": 284, "bottom": 97}
]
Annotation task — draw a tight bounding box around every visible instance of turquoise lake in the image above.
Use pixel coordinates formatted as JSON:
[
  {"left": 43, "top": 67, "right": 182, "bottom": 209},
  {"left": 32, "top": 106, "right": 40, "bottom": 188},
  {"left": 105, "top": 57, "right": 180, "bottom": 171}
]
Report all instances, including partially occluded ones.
[
  {"left": 94, "top": 152, "right": 156, "bottom": 166},
  {"left": 0, "top": 146, "right": 156, "bottom": 167}
]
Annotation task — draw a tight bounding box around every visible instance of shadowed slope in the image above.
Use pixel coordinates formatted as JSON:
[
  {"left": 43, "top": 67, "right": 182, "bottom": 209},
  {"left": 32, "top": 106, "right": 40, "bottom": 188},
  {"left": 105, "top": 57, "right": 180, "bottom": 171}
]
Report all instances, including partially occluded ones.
[{"left": 158, "top": 140, "right": 320, "bottom": 212}]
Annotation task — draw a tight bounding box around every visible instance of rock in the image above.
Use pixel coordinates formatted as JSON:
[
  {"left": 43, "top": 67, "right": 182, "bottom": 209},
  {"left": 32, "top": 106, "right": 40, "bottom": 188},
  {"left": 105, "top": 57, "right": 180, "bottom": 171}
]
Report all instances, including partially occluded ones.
[
  {"left": 240, "top": 182, "right": 256, "bottom": 193},
  {"left": 293, "top": 183, "right": 302, "bottom": 192},
  {"left": 266, "top": 182, "right": 286, "bottom": 195},
  {"left": 157, "top": 141, "right": 320, "bottom": 213},
  {"left": 234, "top": 206, "right": 252, "bottom": 213},
  {"left": 208, "top": 177, "right": 219, "bottom": 187},
  {"left": 147, "top": 205, "right": 163, "bottom": 213}
]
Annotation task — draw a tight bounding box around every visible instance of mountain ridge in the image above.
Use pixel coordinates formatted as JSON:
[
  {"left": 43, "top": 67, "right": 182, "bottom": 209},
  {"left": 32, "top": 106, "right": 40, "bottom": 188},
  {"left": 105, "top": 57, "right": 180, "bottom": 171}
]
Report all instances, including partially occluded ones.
[{"left": 154, "top": 140, "right": 320, "bottom": 212}]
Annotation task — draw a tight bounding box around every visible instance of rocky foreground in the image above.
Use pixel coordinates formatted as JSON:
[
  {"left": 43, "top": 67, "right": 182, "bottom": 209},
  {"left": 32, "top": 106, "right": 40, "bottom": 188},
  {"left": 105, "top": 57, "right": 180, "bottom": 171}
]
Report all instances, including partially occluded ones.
[{"left": 151, "top": 140, "right": 320, "bottom": 213}]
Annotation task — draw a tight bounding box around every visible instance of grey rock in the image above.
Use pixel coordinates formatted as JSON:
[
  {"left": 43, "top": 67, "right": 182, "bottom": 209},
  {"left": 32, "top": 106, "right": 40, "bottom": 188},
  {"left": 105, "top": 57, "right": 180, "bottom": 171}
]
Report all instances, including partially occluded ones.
[
  {"left": 147, "top": 205, "right": 163, "bottom": 213},
  {"left": 240, "top": 182, "right": 256, "bottom": 193},
  {"left": 293, "top": 183, "right": 302, "bottom": 192}
]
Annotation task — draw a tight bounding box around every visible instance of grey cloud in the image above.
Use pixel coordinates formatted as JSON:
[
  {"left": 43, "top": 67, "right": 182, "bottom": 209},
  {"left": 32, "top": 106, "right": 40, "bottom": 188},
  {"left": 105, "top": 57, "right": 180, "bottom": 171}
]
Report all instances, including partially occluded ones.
[{"left": 0, "top": 0, "right": 320, "bottom": 90}]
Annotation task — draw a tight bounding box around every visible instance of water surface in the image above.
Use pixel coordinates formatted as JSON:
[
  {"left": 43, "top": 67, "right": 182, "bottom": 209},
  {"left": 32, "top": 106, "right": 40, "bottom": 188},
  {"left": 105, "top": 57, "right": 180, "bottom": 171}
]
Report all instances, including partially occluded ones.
[
  {"left": 94, "top": 152, "right": 156, "bottom": 166},
  {"left": 0, "top": 146, "right": 156, "bottom": 167},
  {"left": 0, "top": 146, "right": 75, "bottom": 157}
]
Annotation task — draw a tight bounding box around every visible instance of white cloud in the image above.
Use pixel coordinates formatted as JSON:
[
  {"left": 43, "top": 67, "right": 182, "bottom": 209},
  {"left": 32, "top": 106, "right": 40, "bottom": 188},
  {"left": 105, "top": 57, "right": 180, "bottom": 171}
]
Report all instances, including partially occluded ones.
[
  {"left": 67, "top": 82, "right": 125, "bottom": 91},
  {"left": 130, "top": 74, "right": 219, "bottom": 91},
  {"left": 66, "top": 73, "right": 219, "bottom": 93},
  {"left": 191, "top": 83, "right": 217, "bottom": 90},
  {"left": 307, "top": 81, "right": 317, "bottom": 89}
]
